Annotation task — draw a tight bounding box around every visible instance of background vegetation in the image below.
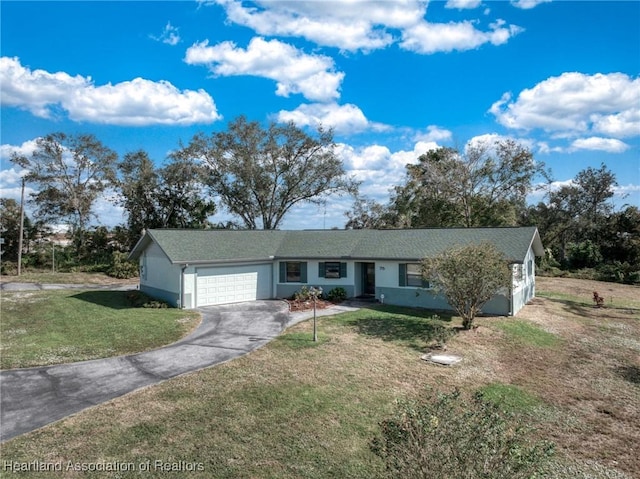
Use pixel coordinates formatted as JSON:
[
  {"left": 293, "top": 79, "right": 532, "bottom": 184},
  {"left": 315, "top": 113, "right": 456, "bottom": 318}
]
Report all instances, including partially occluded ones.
[{"left": 1, "top": 120, "right": 637, "bottom": 284}]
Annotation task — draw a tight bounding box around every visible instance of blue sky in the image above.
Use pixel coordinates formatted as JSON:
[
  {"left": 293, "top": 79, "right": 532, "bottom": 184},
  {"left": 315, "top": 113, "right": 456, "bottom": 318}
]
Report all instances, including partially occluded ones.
[{"left": 1, "top": 0, "right": 639, "bottom": 230}]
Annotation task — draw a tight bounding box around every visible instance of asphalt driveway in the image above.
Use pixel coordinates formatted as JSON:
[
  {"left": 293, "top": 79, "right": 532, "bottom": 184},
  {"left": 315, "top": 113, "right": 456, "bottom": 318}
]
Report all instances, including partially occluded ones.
[{"left": 0, "top": 300, "right": 291, "bottom": 442}]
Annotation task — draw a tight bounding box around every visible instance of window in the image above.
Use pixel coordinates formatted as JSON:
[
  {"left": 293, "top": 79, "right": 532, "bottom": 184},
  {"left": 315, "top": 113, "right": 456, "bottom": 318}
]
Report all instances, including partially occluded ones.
[
  {"left": 528, "top": 259, "right": 533, "bottom": 277},
  {"left": 399, "top": 263, "right": 429, "bottom": 288},
  {"left": 319, "top": 262, "right": 347, "bottom": 279},
  {"left": 324, "top": 262, "right": 340, "bottom": 279},
  {"left": 287, "top": 262, "right": 301, "bottom": 282},
  {"left": 406, "top": 263, "right": 424, "bottom": 287},
  {"left": 280, "top": 262, "right": 307, "bottom": 283}
]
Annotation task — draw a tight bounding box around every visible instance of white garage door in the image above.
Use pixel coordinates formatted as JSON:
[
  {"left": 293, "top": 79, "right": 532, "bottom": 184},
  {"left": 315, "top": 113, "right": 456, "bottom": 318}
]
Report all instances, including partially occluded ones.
[{"left": 196, "top": 264, "right": 272, "bottom": 307}]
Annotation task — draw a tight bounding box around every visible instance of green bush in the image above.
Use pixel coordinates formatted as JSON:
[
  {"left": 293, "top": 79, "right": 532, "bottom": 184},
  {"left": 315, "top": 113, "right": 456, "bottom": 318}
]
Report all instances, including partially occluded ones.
[
  {"left": 371, "top": 389, "right": 554, "bottom": 479},
  {"left": 125, "top": 291, "right": 169, "bottom": 308},
  {"left": 326, "top": 287, "right": 347, "bottom": 302},
  {"left": 567, "top": 240, "right": 603, "bottom": 269},
  {"left": 107, "top": 251, "right": 139, "bottom": 279},
  {"left": 596, "top": 261, "right": 640, "bottom": 285}
]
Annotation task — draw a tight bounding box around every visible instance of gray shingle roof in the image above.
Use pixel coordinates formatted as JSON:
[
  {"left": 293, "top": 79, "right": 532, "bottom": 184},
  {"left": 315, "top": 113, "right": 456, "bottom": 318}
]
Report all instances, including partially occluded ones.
[{"left": 130, "top": 227, "right": 543, "bottom": 265}]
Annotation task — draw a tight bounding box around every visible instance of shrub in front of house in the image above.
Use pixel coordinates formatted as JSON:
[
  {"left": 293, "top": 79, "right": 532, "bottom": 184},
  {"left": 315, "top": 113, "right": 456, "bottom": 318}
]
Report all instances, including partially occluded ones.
[
  {"left": 326, "top": 287, "right": 347, "bottom": 303},
  {"left": 126, "top": 291, "right": 169, "bottom": 309}
]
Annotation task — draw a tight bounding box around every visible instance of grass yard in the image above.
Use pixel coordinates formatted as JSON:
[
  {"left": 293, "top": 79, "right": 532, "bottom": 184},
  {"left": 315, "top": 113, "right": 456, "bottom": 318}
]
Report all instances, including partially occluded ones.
[
  {"left": 0, "top": 277, "right": 638, "bottom": 478},
  {"left": 0, "top": 290, "right": 200, "bottom": 369},
  {"left": 0, "top": 270, "right": 138, "bottom": 285}
]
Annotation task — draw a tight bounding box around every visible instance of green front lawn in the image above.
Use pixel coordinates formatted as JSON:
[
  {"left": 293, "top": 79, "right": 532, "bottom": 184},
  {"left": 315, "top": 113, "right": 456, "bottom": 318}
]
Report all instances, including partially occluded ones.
[{"left": 0, "top": 290, "right": 199, "bottom": 369}]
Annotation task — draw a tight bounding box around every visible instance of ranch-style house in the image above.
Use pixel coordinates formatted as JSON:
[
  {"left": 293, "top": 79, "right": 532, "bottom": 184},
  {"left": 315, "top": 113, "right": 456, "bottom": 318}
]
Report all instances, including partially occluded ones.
[{"left": 128, "top": 227, "right": 543, "bottom": 316}]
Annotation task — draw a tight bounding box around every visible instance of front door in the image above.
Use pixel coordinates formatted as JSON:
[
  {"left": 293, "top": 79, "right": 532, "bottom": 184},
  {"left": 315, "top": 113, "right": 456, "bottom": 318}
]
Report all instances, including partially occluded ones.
[{"left": 363, "top": 262, "right": 375, "bottom": 295}]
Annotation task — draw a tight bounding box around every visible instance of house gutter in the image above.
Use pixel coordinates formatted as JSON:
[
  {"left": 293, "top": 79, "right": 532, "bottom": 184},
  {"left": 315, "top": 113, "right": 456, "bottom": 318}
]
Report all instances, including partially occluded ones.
[{"left": 180, "top": 264, "right": 188, "bottom": 309}]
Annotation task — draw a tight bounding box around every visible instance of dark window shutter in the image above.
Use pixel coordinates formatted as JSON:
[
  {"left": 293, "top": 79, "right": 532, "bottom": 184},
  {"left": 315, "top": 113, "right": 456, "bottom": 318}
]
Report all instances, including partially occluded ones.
[
  {"left": 421, "top": 278, "right": 430, "bottom": 288},
  {"left": 340, "top": 262, "right": 347, "bottom": 278},
  {"left": 318, "top": 262, "right": 325, "bottom": 278},
  {"left": 399, "top": 263, "right": 406, "bottom": 286},
  {"left": 279, "top": 262, "right": 286, "bottom": 283},
  {"left": 300, "top": 262, "right": 308, "bottom": 283}
]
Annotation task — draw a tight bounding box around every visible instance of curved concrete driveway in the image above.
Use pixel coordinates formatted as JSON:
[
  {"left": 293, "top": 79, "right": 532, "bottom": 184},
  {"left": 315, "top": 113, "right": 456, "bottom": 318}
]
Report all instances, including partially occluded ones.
[{"left": 0, "top": 300, "right": 291, "bottom": 442}]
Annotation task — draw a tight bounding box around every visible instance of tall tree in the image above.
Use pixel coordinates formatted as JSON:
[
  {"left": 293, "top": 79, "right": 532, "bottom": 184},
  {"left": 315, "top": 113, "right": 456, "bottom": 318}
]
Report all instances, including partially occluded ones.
[
  {"left": 117, "top": 151, "right": 216, "bottom": 246},
  {"left": 524, "top": 163, "right": 618, "bottom": 263},
  {"left": 118, "top": 150, "right": 161, "bottom": 241},
  {"left": 10, "top": 133, "right": 117, "bottom": 255},
  {"left": 176, "top": 116, "right": 357, "bottom": 229},
  {"left": 390, "top": 140, "right": 545, "bottom": 228}
]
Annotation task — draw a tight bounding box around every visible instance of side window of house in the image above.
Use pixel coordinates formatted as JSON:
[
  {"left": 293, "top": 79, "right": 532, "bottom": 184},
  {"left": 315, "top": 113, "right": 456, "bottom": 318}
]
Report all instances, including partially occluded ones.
[
  {"left": 318, "top": 262, "right": 347, "bottom": 279},
  {"left": 280, "top": 261, "right": 308, "bottom": 283},
  {"left": 528, "top": 259, "right": 533, "bottom": 277},
  {"left": 141, "top": 252, "right": 147, "bottom": 280},
  {"left": 399, "top": 263, "right": 429, "bottom": 288}
]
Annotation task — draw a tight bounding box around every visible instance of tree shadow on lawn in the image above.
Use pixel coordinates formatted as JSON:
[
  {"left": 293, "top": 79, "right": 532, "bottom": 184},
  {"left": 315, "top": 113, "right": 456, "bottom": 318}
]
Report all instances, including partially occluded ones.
[
  {"left": 614, "top": 364, "right": 640, "bottom": 385},
  {"left": 346, "top": 305, "right": 456, "bottom": 352},
  {"left": 71, "top": 290, "right": 132, "bottom": 310}
]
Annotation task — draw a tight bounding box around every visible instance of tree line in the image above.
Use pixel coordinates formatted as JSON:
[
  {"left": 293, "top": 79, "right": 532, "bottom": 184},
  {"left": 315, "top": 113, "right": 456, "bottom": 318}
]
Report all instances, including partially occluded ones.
[
  {"left": 344, "top": 143, "right": 639, "bottom": 284},
  {"left": 1, "top": 115, "right": 638, "bottom": 283}
]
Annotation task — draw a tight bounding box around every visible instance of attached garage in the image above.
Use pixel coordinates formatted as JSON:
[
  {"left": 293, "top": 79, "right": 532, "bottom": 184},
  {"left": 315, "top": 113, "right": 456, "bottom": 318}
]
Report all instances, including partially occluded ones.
[{"left": 196, "top": 264, "right": 273, "bottom": 307}]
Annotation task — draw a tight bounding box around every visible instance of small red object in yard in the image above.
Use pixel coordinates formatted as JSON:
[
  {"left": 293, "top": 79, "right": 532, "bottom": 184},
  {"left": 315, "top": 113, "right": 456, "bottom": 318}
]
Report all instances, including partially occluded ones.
[{"left": 593, "top": 291, "right": 604, "bottom": 308}]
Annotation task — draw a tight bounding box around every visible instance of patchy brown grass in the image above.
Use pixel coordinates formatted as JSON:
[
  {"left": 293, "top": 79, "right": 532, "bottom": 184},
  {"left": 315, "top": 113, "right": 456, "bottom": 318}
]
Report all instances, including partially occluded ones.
[
  {"left": 0, "top": 270, "right": 138, "bottom": 285},
  {"left": 0, "top": 277, "right": 638, "bottom": 478}
]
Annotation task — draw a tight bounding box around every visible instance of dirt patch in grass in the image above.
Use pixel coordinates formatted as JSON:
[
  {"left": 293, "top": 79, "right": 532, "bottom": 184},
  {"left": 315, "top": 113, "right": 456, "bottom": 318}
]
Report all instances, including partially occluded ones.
[{"left": 0, "top": 270, "right": 138, "bottom": 285}]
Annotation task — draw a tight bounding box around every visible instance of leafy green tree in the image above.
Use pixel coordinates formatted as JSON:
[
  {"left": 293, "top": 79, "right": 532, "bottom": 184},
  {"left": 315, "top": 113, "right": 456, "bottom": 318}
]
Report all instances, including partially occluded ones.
[
  {"left": 391, "top": 140, "right": 545, "bottom": 228},
  {"left": 157, "top": 156, "right": 216, "bottom": 229},
  {"left": 10, "top": 133, "right": 118, "bottom": 256},
  {"left": 423, "top": 242, "right": 511, "bottom": 329},
  {"left": 118, "top": 151, "right": 161, "bottom": 243},
  {"left": 344, "top": 196, "right": 394, "bottom": 229},
  {"left": 0, "top": 198, "right": 26, "bottom": 261},
  {"left": 524, "top": 163, "right": 618, "bottom": 264},
  {"left": 175, "top": 116, "right": 357, "bottom": 229},
  {"left": 117, "top": 151, "right": 216, "bottom": 246}
]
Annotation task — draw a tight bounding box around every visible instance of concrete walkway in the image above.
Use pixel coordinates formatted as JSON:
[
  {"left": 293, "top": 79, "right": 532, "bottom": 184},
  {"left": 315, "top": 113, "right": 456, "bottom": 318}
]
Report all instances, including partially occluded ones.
[{"left": 0, "top": 300, "right": 296, "bottom": 442}]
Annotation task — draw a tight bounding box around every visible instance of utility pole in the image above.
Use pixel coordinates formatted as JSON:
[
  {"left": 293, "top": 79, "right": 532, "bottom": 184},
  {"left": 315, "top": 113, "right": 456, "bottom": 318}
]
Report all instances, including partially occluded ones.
[{"left": 17, "top": 178, "right": 25, "bottom": 276}]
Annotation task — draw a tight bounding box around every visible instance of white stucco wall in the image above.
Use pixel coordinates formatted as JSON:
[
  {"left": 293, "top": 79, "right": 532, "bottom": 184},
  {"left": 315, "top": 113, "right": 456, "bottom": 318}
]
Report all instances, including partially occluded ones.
[
  {"left": 139, "top": 241, "right": 181, "bottom": 305},
  {"left": 275, "top": 260, "right": 357, "bottom": 298},
  {"left": 375, "top": 261, "right": 403, "bottom": 287},
  {"left": 512, "top": 245, "right": 536, "bottom": 314}
]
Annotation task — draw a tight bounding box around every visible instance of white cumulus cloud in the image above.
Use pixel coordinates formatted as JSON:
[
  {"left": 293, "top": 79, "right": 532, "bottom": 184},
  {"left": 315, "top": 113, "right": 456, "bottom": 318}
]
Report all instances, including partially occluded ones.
[
  {"left": 185, "top": 37, "right": 344, "bottom": 102},
  {"left": 446, "top": 0, "right": 483, "bottom": 9},
  {"left": 414, "top": 125, "right": 453, "bottom": 143},
  {"left": 276, "top": 102, "right": 389, "bottom": 135},
  {"left": 511, "top": 0, "right": 552, "bottom": 9},
  {"left": 209, "top": 0, "right": 521, "bottom": 55},
  {"left": 0, "top": 139, "right": 39, "bottom": 161},
  {"left": 336, "top": 139, "right": 441, "bottom": 201},
  {"left": 211, "top": 0, "right": 424, "bottom": 52},
  {"left": 570, "top": 137, "right": 630, "bottom": 153},
  {"left": 401, "top": 18, "right": 523, "bottom": 54},
  {"left": 0, "top": 56, "right": 220, "bottom": 125},
  {"left": 490, "top": 72, "right": 640, "bottom": 140}
]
